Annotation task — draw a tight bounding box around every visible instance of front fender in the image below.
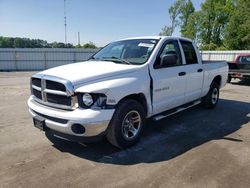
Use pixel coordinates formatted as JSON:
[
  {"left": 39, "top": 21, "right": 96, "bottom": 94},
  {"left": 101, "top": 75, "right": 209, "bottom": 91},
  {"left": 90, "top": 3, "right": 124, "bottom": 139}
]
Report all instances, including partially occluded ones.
[{"left": 75, "top": 69, "right": 152, "bottom": 115}]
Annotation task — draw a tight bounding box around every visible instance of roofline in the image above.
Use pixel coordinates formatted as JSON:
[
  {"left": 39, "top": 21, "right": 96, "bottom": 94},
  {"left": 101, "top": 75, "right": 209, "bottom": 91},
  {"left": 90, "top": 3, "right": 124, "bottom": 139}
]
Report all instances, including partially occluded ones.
[{"left": 112, "top": 36, "right": 193, "bottom": 43}]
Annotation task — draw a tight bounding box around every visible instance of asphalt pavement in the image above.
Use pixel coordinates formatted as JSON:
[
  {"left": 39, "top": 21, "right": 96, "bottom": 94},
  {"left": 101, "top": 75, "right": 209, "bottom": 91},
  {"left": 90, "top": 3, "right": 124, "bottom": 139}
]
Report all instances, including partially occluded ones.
[{"left": 0, "top": 72, "right": 249, "bottom": 188}]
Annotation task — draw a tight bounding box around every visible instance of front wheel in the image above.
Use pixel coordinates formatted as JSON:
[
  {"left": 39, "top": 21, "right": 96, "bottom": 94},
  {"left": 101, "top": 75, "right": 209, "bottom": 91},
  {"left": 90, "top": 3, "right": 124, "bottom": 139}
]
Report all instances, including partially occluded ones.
[
  {"left": 106, "top": 99, "right": 146, "bottom": 149},
  {"left": 202, "top": 82, "right": 220, "bottom": 109}
]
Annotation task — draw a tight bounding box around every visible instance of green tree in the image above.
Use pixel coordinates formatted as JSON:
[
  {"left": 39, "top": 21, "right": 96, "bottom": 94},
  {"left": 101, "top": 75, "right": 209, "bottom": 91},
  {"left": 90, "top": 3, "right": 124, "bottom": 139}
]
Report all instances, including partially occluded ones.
[
  {"left": 159, "top": 0, "right": 184, "bottom": 36},
  {"left": 160, "top": 0, "right": 195, "bottom": 37},
  {"left": 182, "top": 11, "right": 202, "bottom": 42},
  {"left": 0, "top": 37, "right": 13, "bottom": 47},
  {"left": 50, "top": 42, "right": 74, "bottom": 48},
  {"left": 0, "top": 36, "right": 76, "bottom": 48},
  {"left": 75, "top": 44, "right": 82, "bottom": 48},
  {"left": 82, "top": 42, "right": 97, "bottom": 49},
  {"left": 159, "top": 26, "right": 173, "bottom": 36},
  {"left": 179, "top": 0, "right": 195, "bottom": 34},
  {"left": 224, "top": 0, "right": 250, "bottom": 50},
  {"left": 168, "top": 0, "right": 184, "bottom": 34},
  {"left": 198, "top": 0, "right": 234, "bottom": 50},
  {"left": 161, "top": 0, "right": 249, "bottom": 50},
  {"left": 13, "top": 38, "right": 25, "bottom": 48}
]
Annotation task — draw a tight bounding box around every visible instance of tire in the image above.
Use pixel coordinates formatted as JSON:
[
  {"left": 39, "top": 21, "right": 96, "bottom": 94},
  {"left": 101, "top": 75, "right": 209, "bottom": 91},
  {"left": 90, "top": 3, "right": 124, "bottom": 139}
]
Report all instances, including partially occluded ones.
[
  {"left": 202, "top": 82, "right": 220, "bottom": 109},
  {"left": 227, "top": 75, "right": 232, "bottom": 83},
  {"left": 106, "top": 99, "right": 146, "bottom": 149}
]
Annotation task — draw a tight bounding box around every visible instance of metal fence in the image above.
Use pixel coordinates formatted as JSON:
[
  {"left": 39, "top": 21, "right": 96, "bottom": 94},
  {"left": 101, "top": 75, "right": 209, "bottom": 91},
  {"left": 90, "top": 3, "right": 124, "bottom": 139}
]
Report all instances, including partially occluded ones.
[
  {"left": 0, "top": 48, "right": 98, "bottom": 71},
  {"left": 201, "top": 50, "right": 250, "bottom": 62},
  {"left": 0, "top": 48, "right": 250, "bottom": 71}
]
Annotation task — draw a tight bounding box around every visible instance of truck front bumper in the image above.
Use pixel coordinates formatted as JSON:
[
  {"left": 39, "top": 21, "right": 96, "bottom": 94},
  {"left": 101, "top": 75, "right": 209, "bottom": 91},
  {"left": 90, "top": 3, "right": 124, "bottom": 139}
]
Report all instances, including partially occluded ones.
[{"left": 27, "top": 96, "right": 115, "bottom": 141}]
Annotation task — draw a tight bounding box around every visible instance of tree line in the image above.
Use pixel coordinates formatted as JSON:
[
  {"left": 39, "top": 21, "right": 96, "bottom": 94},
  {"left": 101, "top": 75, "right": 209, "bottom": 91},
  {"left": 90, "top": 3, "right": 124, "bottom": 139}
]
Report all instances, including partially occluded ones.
[
  {"left": 160, "top": 0, "right": 250, "bottom": 50},
  {"left": 0, "top": 36, "right": 97, "bottom": 49}
]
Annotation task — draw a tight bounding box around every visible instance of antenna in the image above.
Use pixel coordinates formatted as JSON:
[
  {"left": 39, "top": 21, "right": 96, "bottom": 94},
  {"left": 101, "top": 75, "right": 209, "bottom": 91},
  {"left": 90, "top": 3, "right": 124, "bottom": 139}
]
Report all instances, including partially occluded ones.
[{"left": 64, "top": 0, "right": 67, "bottom": 44}]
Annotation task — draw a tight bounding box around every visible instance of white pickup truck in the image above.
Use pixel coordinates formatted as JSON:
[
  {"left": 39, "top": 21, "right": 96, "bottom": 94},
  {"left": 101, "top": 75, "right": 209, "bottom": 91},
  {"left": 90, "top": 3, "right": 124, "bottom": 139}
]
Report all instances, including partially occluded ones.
[{"left": 28, "top": 36, "right": 228, "bottom": 148}]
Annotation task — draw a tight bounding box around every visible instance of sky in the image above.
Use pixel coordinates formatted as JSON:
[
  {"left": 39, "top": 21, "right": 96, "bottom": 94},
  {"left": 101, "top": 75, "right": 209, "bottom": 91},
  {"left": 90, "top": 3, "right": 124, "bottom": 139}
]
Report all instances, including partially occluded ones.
[{"left": 0, "top": 0, "right": 204, "bottom": 46}]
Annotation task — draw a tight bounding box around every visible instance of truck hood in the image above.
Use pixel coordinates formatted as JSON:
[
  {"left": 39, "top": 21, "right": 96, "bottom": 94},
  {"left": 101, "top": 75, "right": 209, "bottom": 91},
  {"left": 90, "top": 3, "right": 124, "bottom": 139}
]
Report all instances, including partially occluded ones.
[{"left": 39, "top": 60, "right": 141, "bottom": 86}]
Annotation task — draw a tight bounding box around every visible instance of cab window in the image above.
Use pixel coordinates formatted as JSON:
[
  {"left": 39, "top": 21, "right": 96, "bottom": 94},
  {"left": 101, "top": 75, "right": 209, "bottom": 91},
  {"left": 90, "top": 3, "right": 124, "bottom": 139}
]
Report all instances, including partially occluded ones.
[
  {"left": 154, "top": 40, "right": 182, "bottom": 68},
  {"left": 180, "top": 41, "right": 198, "bottom": 65}
]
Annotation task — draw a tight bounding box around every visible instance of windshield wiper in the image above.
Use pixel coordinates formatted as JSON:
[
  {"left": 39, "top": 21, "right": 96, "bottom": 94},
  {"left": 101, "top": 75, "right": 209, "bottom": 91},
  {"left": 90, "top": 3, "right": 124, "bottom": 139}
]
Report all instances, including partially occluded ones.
[
  {"left": 89, "top": 57, "right": 100, "bottom": 60},
  {"left": 101, "top": 56, "right": 131, "bottom": 65}
]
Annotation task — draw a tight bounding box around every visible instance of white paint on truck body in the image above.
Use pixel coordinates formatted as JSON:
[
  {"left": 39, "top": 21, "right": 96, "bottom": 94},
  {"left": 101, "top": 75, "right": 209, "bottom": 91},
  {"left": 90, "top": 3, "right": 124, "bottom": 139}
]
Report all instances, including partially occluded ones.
[{"left": 27, "top": 36, "right": 228, "bottom": 138}]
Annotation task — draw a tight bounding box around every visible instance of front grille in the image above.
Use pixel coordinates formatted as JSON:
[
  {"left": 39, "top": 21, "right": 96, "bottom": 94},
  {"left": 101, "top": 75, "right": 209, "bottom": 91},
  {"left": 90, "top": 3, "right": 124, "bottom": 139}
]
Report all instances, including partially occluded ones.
[
  {"left": 46, "top": 80, "right": 66, "bottom": 91},
  {"left": 47, "top": 93, "right": 72, "bottom": 106},
  {"left": 33, "top": 89, "right": 42, "bottom": 100},
  {"left": 32, "top": 78, "right": 41, "bottom": 87},
  {"left": 31, "top": 76, "right": 75, "bottom": 110}
]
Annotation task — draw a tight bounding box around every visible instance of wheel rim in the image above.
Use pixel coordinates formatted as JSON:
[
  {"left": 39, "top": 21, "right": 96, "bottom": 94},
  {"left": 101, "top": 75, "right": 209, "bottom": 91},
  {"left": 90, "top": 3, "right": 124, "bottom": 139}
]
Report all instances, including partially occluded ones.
[
  {"left": 211, "top": 88, "right": 218, "bottom": 104},
  {"left": 121, "top": 110, "right": 142, "bottom": 140}
]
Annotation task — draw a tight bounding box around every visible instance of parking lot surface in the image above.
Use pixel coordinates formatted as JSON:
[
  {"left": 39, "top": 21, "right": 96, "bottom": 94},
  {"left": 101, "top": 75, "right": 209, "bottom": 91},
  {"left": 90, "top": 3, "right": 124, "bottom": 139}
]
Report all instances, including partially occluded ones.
[{"left": 0, "top": 72, "right": 249, "bottom": 188}]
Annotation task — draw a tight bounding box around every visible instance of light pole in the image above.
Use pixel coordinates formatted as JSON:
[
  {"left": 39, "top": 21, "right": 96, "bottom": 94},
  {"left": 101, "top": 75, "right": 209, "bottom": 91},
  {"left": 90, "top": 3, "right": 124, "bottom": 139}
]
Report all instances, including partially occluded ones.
[{"left": 64, "top": 0, "right": 67, "bottom": 44}]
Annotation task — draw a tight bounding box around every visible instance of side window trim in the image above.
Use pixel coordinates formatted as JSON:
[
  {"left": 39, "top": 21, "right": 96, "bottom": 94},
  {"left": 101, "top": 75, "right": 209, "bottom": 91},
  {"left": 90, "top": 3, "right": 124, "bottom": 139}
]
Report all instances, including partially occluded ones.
[{"left": 153, "top": 39, "right": 183, "bottom": 69}]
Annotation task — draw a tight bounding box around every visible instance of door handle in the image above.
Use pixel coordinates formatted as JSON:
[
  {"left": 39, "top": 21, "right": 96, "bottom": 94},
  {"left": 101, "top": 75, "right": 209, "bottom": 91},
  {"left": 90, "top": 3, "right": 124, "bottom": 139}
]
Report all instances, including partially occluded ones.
[
  {"left": 178, "top": 72, "right": 186, "bottom": 76},
  {"left": 197, "top": 68, "right": 203, "bottom": 72}
]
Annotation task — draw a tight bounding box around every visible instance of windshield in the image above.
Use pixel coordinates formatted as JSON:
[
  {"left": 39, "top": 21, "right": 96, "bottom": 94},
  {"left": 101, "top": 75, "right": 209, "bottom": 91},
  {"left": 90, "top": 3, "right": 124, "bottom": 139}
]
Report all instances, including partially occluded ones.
[{"left": 92, "top": 39, "right": 159, "bottom": 65}]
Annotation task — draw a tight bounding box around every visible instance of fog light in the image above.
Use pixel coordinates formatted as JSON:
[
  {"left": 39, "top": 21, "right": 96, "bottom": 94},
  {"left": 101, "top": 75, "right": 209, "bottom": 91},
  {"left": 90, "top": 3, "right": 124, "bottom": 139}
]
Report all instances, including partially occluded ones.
[{"left": 71, "top": 124, "right": 85, "bottom": 134}]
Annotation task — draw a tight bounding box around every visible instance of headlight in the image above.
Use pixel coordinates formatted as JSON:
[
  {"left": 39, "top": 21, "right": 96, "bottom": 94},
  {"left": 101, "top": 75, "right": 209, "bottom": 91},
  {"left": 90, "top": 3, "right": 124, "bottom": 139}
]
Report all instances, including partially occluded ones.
[
  {"left": 82, "top": 93, "right": 93, "bottom": 106},
  {"left": 77, "top": 93, "right": 108, "bottom": 108}
]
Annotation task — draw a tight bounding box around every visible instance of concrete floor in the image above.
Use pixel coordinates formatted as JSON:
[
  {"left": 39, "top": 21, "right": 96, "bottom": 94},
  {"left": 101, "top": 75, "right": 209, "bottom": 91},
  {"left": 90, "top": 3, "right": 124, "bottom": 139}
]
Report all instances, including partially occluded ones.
[{"left": 0, "top": 72, "right": 249, "bottom": 188}]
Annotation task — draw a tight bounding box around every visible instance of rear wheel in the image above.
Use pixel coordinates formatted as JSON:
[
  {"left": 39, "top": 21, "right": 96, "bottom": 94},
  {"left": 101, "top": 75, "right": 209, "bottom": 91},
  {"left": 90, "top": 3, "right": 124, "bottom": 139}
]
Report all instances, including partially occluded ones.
[
  {"left": 106, "top": 99, "right": 146, "bottom": 149},
  {"left": 202, "top": 82, "right": 220, "bottom": 108}
]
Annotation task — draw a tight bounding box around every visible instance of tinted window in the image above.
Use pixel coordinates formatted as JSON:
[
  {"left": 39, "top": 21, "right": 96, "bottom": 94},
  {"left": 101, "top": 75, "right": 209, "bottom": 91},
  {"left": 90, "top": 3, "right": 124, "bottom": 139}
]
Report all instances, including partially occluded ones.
[
  {"left": 238, "top": 56, "right": 250, "bottom": 64},
  {"left": 155, "top": 40, "right": 182, "bottom": 68},
  {"left": 180, "top": 41, "right": 198, "bottom": 65}
]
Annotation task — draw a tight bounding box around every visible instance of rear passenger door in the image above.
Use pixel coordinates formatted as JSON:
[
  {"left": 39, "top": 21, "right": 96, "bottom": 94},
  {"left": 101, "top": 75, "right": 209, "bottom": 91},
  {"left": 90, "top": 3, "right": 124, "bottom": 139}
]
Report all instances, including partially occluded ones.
[{"left": 180, "top": 40, "right": 203, "bottom": 103}]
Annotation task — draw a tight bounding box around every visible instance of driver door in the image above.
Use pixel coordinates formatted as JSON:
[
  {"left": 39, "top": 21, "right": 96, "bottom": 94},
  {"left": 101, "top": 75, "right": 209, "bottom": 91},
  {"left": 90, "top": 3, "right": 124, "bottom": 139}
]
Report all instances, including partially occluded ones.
[{"left": 150, "top": 40, "right": 187, "bottom": 115}]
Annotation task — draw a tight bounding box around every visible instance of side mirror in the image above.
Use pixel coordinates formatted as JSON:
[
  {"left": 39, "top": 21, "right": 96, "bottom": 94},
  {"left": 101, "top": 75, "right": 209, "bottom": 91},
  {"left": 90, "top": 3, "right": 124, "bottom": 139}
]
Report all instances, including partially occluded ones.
[{"left": 160, "top": 54, "right": 177, "bottom": 67}]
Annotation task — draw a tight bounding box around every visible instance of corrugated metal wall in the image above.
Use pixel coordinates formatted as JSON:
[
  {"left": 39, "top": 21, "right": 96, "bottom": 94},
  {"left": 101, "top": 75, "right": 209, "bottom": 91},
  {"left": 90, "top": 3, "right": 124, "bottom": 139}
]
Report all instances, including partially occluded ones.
[
  {"left": 0, "top": 49, "right": 249, "bottom": 71},
  {"left": 201, "top": 50, "right": 250, "bottom": 62},
  {"left": 0, "top": 48, "right": 98, "bottom": 71}
]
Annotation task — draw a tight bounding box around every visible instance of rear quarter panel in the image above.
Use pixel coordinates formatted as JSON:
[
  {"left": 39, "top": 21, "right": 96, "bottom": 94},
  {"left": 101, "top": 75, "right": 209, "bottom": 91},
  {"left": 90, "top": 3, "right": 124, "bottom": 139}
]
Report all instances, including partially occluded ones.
[{"left": 202, "top": 62, "right": 228, "bottom": 97}]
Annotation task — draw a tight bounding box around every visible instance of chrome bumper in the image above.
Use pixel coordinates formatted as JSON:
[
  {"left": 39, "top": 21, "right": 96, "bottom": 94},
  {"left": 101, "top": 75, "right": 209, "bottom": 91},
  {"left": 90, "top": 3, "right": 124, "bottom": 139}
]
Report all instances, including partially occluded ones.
[{"left": 28, "top": 96, "right": 115, "bottom": 137}]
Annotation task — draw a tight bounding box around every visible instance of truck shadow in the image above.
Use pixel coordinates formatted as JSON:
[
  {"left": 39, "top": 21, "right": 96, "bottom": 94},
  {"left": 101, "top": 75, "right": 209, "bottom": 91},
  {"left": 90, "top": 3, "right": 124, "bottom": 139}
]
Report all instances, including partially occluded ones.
[{"left": 46, "top": 99, "right": 250, "bottom": 165}]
